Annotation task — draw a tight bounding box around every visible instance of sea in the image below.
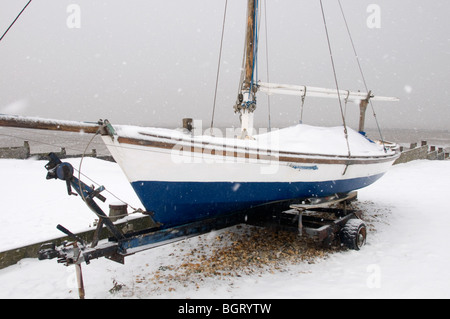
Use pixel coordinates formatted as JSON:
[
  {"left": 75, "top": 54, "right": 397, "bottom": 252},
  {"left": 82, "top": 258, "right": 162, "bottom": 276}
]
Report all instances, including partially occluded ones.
[{"left": 0, "top": 126, "right": 449, "bottom": 157}]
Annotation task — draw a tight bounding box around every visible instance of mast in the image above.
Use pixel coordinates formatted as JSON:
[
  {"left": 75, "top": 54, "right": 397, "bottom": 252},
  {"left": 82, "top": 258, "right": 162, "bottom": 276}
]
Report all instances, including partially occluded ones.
[
  {"left": 244, "top": 0, "right": 256, "bottom": 92},
  {"left": 235, "top": 0, "right": 258, "bottom": 139}
]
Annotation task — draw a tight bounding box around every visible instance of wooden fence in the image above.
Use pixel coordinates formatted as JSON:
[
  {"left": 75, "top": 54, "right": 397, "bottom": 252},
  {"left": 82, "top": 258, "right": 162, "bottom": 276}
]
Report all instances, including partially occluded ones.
[{"left": 0, "top": 141, "right": 114, "bottom": 161}]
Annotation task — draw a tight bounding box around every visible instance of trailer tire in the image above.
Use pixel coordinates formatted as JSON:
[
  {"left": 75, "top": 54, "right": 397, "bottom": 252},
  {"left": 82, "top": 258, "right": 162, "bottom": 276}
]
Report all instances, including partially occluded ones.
[{"left": 340, "top": 218, "right": 367, "bottom": 250}]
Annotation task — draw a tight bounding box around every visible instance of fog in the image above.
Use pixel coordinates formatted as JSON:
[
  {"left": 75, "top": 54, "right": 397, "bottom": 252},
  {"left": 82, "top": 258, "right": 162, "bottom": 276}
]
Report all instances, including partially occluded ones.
[{"left": 1, "top": 0, "right": 449, "bottom": 131}]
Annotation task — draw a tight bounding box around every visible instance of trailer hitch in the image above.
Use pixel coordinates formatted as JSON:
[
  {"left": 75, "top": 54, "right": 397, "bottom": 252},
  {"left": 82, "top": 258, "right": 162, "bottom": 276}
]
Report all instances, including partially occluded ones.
[{"left": 38, "top": 224, "right": 86, "bottom": 261}]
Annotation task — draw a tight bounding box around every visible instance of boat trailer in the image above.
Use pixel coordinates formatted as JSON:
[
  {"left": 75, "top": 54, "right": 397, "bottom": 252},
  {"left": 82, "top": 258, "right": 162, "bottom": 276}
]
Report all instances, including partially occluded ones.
[
  {"left": 277, "top": 192, "right": 366, "bottom": 250},
  {"left": 37, "top": 153, "right": 367, "bottom": 298}
]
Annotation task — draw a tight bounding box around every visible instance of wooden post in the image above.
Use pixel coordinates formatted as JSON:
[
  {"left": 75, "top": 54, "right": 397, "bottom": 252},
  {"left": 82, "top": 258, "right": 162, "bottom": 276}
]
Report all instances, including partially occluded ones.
[
  {"left": 109, "top": 203, "right": 128, "bottom": 222},
  {"left": 24, "top": 141, "right": 30, "bottom": 158},
  {"left": 182, "top": 118, "right": 193, "bottom": 132},
  {"left": 75, "top": 263, "right": 85, "bottom": 299},
  {"left": 358, "top": 92, "right": 371, "bottom": 133}
]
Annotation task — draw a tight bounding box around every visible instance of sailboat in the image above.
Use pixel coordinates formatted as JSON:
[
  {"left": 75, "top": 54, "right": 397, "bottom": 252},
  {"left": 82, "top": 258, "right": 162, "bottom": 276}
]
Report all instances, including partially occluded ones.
[{"left": 0, "top": 0, "right": 399, "bottom": 230}]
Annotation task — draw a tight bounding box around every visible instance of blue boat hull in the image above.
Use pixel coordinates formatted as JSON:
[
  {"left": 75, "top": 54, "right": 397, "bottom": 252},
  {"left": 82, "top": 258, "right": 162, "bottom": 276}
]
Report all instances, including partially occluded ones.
[{"left": 131, "top": 173, "right": 384, "bottom": 228}]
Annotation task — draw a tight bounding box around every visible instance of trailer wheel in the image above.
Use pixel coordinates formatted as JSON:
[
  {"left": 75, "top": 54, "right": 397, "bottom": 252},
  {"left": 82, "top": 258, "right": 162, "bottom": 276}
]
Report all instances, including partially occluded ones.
[{"left": 340, "top": 218, "right": 367, "bottom": 250}]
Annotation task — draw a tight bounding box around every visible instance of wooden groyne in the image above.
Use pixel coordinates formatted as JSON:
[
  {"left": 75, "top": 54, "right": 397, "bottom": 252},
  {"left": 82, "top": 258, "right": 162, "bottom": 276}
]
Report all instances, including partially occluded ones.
[
  {"left": 0, "top": 141, "right": 30, "bottom": 159},
  {"left": 394, "top": 141, "right": 449, "bottom": 165},
  {"left": 0, "top": 215, "right": 157, "bottom": 270},
  {"left": 0, "top": 141, "right": 114, "bottom": 162}
]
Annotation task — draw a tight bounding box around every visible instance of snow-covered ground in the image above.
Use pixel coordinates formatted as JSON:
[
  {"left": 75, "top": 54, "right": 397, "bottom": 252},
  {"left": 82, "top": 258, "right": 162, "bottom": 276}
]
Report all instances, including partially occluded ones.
[{"left": 0, "top": 157, "right": 449, "bottom": 299}]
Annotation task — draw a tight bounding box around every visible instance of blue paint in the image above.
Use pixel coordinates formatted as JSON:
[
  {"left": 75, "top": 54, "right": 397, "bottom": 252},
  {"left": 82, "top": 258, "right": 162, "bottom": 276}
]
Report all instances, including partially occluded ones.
[
  {"left": 131, "top": 174, "right": 384, "bottom": 228},
  {"left": 288, "top": 164, "right": 319, "bottom": 171},
  {"left": 359, "top": 131, "right": 375, "bottom": 144}
]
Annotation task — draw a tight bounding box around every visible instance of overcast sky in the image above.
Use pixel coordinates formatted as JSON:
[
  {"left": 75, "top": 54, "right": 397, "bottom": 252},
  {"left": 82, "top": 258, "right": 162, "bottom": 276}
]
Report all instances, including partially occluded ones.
[{"left": 1, "top": 0, "right": 449, "bottom": 131}]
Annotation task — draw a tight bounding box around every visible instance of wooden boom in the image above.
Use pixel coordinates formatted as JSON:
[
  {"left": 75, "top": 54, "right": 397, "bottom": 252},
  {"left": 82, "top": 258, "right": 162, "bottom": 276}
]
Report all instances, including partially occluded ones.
[
  {"left": 258, "top": 82, "right": 400, "bottom": 102},
  {"left": 0, "top": 114, "right": 101, "bottom": 134}
]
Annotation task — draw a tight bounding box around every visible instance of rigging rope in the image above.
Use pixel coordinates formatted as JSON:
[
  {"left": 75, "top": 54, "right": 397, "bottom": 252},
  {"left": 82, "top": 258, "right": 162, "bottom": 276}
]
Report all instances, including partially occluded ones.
[
  {"left": 263, "top": 0, "right": 272, "bottom": 131},
  {"left": 319, "top": 0, "right": 351, "bottom": 157},
  {"left": 77, "top": 129, "right": 142, "bottom": 220},
  {"left": 0, "top": 0, "right": 33, "bottom": 43},
  {"left": 210, "top": 0, "right": 229, "bottom": 133},
  {"left": 337, "top": 0, "right": 387, "bottom": 151}
]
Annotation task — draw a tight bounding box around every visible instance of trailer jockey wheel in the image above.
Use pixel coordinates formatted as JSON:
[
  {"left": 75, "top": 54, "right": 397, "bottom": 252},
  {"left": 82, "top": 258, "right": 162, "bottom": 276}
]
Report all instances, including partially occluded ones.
[{"left": 340, "top": 218, "right": 367, "bottom": 250}]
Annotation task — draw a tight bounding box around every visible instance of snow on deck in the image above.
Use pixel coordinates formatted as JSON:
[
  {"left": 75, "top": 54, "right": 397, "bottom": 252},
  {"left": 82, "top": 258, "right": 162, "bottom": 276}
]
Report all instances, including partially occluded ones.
[{"left": 114, "top": 124, "right": 393, "bottom": 157}]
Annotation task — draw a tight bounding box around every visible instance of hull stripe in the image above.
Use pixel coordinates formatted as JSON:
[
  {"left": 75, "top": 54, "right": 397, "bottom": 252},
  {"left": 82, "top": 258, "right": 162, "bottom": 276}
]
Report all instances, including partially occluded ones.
[{"left": 117, "top": 136, "right": 399, "bottom": 165}]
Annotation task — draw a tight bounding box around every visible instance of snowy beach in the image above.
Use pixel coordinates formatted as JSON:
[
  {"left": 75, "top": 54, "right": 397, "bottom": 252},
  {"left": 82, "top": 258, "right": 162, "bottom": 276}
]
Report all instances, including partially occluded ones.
[
  {"left": 1, "top": 0, "right": 450, "bottom": 302},
  {"left": 0, "top": 157, "right": 449, "bottom": 299}
]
